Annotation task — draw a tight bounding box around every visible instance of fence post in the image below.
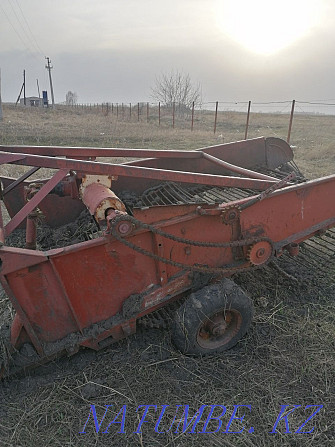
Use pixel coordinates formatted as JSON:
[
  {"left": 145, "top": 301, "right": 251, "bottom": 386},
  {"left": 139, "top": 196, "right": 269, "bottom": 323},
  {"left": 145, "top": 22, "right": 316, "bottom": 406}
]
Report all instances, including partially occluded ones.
[
  {"left": 137, "top": 102, "right": 140, "bottom": 121},
  {"left": 214, "top": 101, "right": 218, "bottom": 134},
  {"left": 191, "top": 101, "right": 195, "bottom": 131},
  {"left": 245, "top": 100, "right": 251, "bottom": 139},
  {"left": 111, "top": 103, "right": 114, "bottom": 114},
  {"left": 172, "top": 102, "right": 175, "bottom": 128},
  {"left": 287, "top": 99, "right": 295, "bottom": 144},
  {"left": 158, "top": 102, "right": 161, "bottom": 126},
  {"left": 147, "top": 102, "right": 149, "bottom": 123},
  {"left": 116, "top": 103, "right": 119, "bottom": 118},
  {"left": 129, "top": 103, "right": 131, "bottom": 119}
]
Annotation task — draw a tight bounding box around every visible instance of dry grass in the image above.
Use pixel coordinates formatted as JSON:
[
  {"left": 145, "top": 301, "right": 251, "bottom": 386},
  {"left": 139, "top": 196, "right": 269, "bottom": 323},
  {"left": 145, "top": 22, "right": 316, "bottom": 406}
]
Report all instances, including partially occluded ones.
[
  {"left": 1, "top": 104, "right": 335, "bottom": 177},
  {"left": 0, "top": 105, "right": 334, "bottom": 447}
]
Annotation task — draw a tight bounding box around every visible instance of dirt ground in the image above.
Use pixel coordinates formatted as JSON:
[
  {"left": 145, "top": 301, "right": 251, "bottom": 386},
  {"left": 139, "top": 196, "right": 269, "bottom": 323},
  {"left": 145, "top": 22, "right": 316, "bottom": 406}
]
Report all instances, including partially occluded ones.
[{"left": 0, "top": 106, "right": 334, "bottom": 447}]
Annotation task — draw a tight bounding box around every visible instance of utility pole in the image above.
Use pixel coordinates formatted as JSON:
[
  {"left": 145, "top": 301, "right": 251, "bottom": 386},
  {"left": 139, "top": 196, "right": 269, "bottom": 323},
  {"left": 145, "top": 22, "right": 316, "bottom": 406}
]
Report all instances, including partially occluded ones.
[
  {"left": 36, "top": 79, "right": 40, "bottom": 98},
  {"left": 45, "top": 57, "right": 55, "bottom": 107},
  {"left": 0, "top": 68, "right": 3, "bottom": 121},
  {"left": 23, "top": 70, "right": 26, "bottom": 105},
  {"left": 15, "top": 71, "right": 25, "bottom": 106}
]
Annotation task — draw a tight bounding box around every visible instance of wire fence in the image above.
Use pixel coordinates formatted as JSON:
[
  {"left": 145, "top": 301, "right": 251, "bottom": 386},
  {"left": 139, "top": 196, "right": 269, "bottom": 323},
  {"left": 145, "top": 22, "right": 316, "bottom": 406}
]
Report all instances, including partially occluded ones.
[{"left": 53, "top": 99, "right": 335, "bottom": 143}]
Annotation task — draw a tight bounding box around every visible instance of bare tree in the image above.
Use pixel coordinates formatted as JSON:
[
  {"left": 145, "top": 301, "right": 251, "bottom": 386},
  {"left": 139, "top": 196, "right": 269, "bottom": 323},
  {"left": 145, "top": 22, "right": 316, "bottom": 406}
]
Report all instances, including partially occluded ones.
[
  {"left": 65, "top": 91, "right": 78, "bottom": 106},
  {"left": 151, "top": 71, "right": 201, "bottom": 112}
]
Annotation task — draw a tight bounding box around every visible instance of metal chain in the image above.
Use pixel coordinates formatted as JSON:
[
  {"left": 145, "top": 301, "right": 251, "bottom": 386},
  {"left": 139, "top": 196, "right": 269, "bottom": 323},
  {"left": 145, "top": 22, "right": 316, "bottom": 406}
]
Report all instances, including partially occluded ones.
[
  {"left": 110, "top": 215, "right": 272, "bottom": 274},
  {"left": 110, "top": 214, "right": 271, "bottom": 248}
]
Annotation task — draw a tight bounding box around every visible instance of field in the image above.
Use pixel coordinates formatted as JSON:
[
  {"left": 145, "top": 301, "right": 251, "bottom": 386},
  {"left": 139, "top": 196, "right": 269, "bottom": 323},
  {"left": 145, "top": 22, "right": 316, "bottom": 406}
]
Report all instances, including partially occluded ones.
[{"left": 0, "top": 104, "right": 334, "bottom": 447}]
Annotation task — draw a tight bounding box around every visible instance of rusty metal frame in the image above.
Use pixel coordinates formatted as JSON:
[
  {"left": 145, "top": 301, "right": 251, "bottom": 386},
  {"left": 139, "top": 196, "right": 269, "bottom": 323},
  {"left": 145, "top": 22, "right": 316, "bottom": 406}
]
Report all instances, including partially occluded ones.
[
  {"left": 1, "top": 137, "right": 334, "bottom": 376},
  {"left": 5, "top": 169, "right": 69, "bottom": 236}
]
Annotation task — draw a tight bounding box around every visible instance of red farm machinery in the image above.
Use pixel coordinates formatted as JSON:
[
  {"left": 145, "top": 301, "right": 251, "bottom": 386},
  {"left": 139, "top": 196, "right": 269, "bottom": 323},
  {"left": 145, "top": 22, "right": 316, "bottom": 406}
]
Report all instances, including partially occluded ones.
[{"left": 0, "top": 136, "right": 334, "bottom": 377}]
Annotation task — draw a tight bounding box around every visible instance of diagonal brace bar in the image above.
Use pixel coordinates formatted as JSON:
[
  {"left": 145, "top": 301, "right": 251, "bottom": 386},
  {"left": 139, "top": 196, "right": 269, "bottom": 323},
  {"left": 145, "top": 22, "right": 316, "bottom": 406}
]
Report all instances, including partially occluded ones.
[{"left": 5, "top": 169, "right": 69, "bottom": 236}]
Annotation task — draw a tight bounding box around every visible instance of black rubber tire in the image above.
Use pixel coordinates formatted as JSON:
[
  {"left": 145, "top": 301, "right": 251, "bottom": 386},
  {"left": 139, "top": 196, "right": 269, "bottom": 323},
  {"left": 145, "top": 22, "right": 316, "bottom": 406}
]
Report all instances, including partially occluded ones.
[{"left": 172, "top": 279, "right": 253, "bottom": 355}]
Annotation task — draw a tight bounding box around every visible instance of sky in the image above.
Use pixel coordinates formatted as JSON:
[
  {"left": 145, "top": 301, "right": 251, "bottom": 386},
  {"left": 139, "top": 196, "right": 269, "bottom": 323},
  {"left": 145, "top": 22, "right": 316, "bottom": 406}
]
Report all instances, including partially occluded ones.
[{"left": 0, "top": 0, "right": 334, "bottom": 111}]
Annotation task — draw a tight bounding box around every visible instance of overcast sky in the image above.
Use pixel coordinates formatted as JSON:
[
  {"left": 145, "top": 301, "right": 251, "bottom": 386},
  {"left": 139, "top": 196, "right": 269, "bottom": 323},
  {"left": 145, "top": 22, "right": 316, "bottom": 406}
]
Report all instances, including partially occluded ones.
[{"left": 1, "top": 0, "right": 334, "bottom": 109}]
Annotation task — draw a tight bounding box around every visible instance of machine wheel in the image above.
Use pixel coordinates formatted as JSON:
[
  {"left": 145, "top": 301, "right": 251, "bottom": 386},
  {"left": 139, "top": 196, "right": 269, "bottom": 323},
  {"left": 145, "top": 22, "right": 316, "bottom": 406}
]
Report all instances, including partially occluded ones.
[{"left": 172, "top": 279, "right": 253, "bottom": 355}]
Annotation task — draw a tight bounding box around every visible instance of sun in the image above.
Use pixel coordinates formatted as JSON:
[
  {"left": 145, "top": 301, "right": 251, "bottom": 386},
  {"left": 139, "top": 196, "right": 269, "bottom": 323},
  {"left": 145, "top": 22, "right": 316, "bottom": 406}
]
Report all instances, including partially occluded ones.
[{"left": 217, "top": 0, "right": 321, "bottom": 55}]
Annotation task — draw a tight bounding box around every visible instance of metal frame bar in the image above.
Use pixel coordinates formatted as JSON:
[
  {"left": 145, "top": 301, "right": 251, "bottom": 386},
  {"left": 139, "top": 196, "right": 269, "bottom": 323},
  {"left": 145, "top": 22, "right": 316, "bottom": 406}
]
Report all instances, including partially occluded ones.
[
  {"left": 3, "top": 166, "right": 41, "bottom": 196},
  {"left": 5, "top": 168, "right": 69, "bottom": 236},
  {"left": 0, "top": 152, "right": 277, "bottom": 192}
]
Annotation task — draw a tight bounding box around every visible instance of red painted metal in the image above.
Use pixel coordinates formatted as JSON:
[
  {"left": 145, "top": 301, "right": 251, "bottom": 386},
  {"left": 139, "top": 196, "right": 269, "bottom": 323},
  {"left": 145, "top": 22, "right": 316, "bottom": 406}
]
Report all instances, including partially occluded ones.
[
  {"left": 0, "top": 145, "right": 204, "bottom": 159},
  {"left": 25, "top": 213, "right": 37, "bottom": 249},
  {"left": 81, "top": 182, "right": 125, "bottom": 221},
  {"left": 202, "top": 152, "right": 277, "bottom": 181},
  {"left": 3, "top": 167, "right": 40, "bottom": 196},
  {"left": 5, "top": 169, "right": 69, "bottom": 236},
  {"left": 0, "top": 151, "right": 277, "bottom": 190},
  {"left": 0, "top": 137, "right": 334, "bottom": 374}
]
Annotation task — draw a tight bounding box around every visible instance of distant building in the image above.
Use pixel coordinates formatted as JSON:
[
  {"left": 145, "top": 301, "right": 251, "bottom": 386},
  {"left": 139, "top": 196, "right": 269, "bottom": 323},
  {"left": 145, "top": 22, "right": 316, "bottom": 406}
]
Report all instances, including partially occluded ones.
[{"left": 20, "top": 96, "right": 42, "bottom": 107}]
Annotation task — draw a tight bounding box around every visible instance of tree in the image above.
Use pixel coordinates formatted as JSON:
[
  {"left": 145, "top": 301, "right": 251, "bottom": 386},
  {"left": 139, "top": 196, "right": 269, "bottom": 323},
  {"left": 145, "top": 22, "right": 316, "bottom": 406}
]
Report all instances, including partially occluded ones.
[
  {"left": 65, "top": 91, "right": 78, "bottom": 106},
  {"left": 151, "top": 71, "right": 201, "bottom": 111}
]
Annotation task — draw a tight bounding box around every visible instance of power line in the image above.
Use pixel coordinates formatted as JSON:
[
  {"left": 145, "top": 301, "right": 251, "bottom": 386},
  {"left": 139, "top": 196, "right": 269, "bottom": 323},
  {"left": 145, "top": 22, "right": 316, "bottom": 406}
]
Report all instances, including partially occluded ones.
[
  {"left": 13, "top": 0, "right": 45, "bottom": 56},
  {"left": 0, "top": 2, "right": 31, "bottom": 53},
  {"left": 6, "top": 0, "right": 40, "bottom": 56}
]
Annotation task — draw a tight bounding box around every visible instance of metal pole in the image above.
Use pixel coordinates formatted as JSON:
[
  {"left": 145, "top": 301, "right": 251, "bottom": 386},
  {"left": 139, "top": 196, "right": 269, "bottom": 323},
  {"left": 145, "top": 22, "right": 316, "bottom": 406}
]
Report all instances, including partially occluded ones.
[
  {"left": 116, "top": 103, "right": 119, "bottom": 118},
  {"left": 158, "top": 102, "right": 161, "bottom": 126},
  {"left": 287, "top": 99, "right": 295, "bottom": 144},
  {"left": 245, "top": 100, "right": 251, "bottom": 140},
  {"left": 137, "top": 102, "right": 140, "bottom": 121},
  {"left": 214, "top": 101, "right": 218, "bottom": 134},
  {"left": 147, "top": 102, "right": 149, "bottom": 123},
  {"left": 191, "top": 101, "right": 195, "bottom": 131},
  {"left": 129, "top": 103, "right": 131, "bottom": 118}
]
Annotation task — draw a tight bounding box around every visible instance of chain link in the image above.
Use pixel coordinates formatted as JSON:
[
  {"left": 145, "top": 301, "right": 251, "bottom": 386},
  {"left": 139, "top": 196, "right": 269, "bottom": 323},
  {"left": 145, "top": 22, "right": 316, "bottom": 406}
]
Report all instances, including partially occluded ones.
[{"left": 110, "top": 214, "right": 273, "bottom": 274}]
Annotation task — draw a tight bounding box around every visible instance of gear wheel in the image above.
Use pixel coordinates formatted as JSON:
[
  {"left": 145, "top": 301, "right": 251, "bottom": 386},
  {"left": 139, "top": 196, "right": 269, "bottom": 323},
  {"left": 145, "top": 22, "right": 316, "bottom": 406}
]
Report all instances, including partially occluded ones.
[
  {"left": 222, "top": 206, "right": 240, "bottom": 225},
  {"left": 247, "top": 241, "right": 273, "bottom": 266}
]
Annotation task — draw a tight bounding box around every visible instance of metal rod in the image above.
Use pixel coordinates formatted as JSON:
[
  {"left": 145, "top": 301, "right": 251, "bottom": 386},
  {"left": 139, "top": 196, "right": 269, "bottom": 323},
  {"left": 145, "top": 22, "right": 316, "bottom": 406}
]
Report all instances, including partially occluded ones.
[
  {"left": 191, "top": 101, "right": 195, "bottom": 131},
  {"left": 214, "top": 101, "right": 218, "bottom": 134},
  {"left": 5, "top": 169, "right": 69, "bottom": 236},
  {"left": 25, "top": 213, "right": 37, "bottom": 249},
  {"left": 158, "top": 102, "right": 161, "bottom": 126},
  {"left": 245, "top": 100, "right": 251, "bottom": 139},
  {"left": 202, "top": 152, "right": 278, "bottom": 181},
  {"left": 287, "top": 99, "right": 295, "bottom": 144},
  {"left": 0, "top": 145, "right": 204, "bottom": 159},
  {"left": 1, "top": 152, "right": 277, "bottom": 192}
]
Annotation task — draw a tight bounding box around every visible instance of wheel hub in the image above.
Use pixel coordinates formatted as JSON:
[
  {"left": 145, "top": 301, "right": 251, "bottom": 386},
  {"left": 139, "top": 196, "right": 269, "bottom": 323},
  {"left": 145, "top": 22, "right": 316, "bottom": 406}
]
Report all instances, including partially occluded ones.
[{"left": 197, "top": 310, "right": 241, "bottom": 349}]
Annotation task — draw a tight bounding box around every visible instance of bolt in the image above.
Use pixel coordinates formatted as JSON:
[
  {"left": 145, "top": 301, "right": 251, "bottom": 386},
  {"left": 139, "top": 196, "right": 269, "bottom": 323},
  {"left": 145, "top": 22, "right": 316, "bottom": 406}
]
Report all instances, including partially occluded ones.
[{"left": 257, "top": 248, "right": 265, "bottom": 258}]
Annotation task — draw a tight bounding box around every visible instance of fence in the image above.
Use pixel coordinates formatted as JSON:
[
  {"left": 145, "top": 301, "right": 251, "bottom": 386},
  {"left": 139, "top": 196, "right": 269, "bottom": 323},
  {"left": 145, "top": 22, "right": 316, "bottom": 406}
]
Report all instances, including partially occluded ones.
[{"left": 65, "top": 99, "right": 335, "bottom": 143}]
